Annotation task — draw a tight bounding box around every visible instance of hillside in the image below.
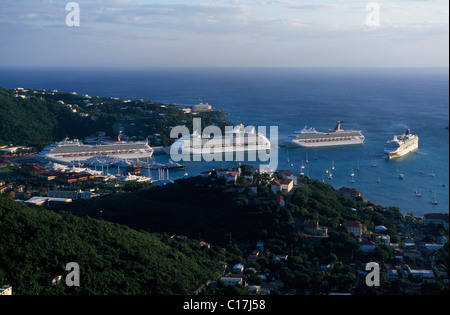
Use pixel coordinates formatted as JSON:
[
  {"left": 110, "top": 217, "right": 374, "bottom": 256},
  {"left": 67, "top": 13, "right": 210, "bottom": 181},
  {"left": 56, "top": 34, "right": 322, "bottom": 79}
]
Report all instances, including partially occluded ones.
[
  {"left": 0, "top": 195, "right": 223, "bottom": 295},
  {"left": 57, "top": 175, "right": 400, "bottom": 246},
  {"left": 0, "top": 86, "right": 231, "bottom": 148}
]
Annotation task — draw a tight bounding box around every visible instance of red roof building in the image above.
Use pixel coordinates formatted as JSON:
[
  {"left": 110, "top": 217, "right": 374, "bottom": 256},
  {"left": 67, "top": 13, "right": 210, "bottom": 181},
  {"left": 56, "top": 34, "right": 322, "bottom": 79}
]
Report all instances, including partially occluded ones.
[
  {"left": 344, "top": 220, "right": 367, "bottom": 237},
  {"left": 339, "top": 187, "right": 362, "bottom": 197},
  {"left": 424, "top": 213, "right": 449, "bottom": 230}
]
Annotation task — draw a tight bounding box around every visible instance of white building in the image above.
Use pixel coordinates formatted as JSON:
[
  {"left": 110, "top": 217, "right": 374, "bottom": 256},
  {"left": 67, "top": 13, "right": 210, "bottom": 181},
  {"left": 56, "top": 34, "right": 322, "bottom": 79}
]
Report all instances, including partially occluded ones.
[
  {"left": 233, "top": 263, "right": 245, "bottom": 274},
  {"left": 387, "top": 270, "right": 398, "bottom": 282},
  {"left": 220, "top": 277, "right": 243, "bottom": 286},
  {"left": 0, "top": 285, "right": 12, "bottom": 295},
  {"left": 423, "top": 213, "right": 449, "bottom": 231},
  {"left": 374, "top": 235, "right": 390, "bottom": 246}
]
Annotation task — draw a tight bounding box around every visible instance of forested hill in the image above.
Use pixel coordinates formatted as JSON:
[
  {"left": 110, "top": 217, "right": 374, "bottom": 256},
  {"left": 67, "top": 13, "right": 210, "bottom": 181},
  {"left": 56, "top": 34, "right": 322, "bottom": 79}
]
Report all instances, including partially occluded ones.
[
  {"left": 0, "top": 195, "right": 221, "bottom": 295},
  {"left": 0, "top": 87, "right": 231, "bottom": 149},
  {"left": 0, "top": 87, "right": 102, "bottom": 148}
]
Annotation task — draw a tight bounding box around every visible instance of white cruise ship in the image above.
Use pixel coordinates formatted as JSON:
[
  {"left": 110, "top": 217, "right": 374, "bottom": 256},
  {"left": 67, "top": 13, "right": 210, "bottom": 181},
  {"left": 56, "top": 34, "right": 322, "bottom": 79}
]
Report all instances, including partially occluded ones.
[
  {"left": 37, "top": 131, "right": 154, "bottom": 163},
  {"left": 282, "top": 121, "right": 365, "bottom": 148},
  {"left": 384, "top": 129, "right": 418, "bottom": 159},
  {"left": 166, "top": 124, "right": 271, "bottom": 156}
]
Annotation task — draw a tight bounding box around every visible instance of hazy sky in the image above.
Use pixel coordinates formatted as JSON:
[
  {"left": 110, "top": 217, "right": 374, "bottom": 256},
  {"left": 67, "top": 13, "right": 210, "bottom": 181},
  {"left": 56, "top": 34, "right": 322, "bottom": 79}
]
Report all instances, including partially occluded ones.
[{"left": 0, "top": 0, "right": 448, "bottom": 67}]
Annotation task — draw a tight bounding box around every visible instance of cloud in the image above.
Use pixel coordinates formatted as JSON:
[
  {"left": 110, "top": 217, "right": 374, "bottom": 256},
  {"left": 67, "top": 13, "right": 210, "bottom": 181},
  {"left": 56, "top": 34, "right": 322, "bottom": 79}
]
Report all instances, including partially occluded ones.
[{"left": 0, "top": 0, "right": 448, "bottom": 67}]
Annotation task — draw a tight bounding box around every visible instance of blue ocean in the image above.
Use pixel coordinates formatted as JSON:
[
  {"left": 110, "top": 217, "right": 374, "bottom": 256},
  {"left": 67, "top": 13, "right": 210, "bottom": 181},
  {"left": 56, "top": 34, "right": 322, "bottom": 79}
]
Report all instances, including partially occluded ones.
[{"left": 0, "top": 67, "right": 448, "bottom": 216}]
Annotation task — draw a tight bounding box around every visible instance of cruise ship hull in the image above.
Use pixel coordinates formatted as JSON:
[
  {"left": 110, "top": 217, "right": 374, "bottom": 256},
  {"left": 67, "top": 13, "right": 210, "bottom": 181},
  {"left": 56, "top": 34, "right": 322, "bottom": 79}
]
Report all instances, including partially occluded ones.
[
  {"left": 282, "top": 137, "right": 364, "bottom": 148},
  {"left": 384, "top": 140, "right": 419, "bottom": 159},
  {"left": 38, "top": 151, "right": 153, "bottom": 163},
  {"left": 282, "top": 121, "right": 365, "bottom": 148},
  {"left": 167, "top": 141, "right": 271, "bottom": 156},
  {"left": 165, "top": 125, "right": 271, "bottom": 159},
  {"left": 384, "top": 130, "right": 419, "bottom": 160},
  {"left": 37, "top": 138, "right": 154, "bottom": 164}
]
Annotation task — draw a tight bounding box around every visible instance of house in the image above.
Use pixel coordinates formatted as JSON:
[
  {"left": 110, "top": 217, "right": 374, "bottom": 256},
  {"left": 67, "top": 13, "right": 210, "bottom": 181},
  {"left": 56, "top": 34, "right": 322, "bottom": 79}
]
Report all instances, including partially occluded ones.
[
  {"left": 402, "top": 249, "right": 422, "bottom": 260},
  {"left": 0, "top": 186, "right": 7, "bottom": 194},
  {"left": 0, "top": 285, "right": 12, "bottom": 295},
  {"left": 55, "top": 172, "right": 95, "bottom": 184},
  {"left": 48, "top": 275, "right": 62, "bottom": 286},
  {"left": 247, "top": 250, "right": 260, "bottom": 262},
  {"left": 47, "top": 190, "right": 79, "bottom": 200},
  {"left": 276, "top": 195, "right": 285, "bottom": 207},
  {"left": 374, "top": 235, "right": 390, "bottom": 246},
  {"left": 423, "top": 213, "right": 449, "bottom": 231},
  {"left": 375, "top": 225, "right": 388, "bottom": 231},
  {"left": 22, "top": 163, "right": 45, "bottom": 176},
  {"left": 227, "top": 172, "right": 238, "bottom": 183},
  {"left": 80, "top": 191, "right": 100, "bottom": 200},
  {"left": 200, "top": 170, "right": 215, "bottom": 177},
  {"left": 277, "top": 169, "right": 298, "bottom": 185},
  {"left": 410, "top": 270, "right": 435, "bottom": 282},
  {"left": 304, "top": 219, "right": 328, "bottom": 236},
  {"left": 193, "top": 102, "right": 213, "bottom": 112},
  {"left": 272, "top": 254, "right": 288, "bottom": 263},
  {"left": 343, "top": 220, "right": 366, "bottom": 237},
  {"left": 248, "top": 285, "right": 261, "bottom": 293},
  {"left": 215, "top": 261, "right": 227, "bottom": 269},
  {"left": 256, "top": 167, "right": 274, "bottom": 177},
  {"left": 25, "top": 197, "right": 72, "bottom": 206},
  {"left": 269, "top": 180, "right": 281, "bottom": 193},
  {"left": 220, "top": 277, "right": 243, "bottom": 286},
  {"left": 233, "top": 263, "right": 245, "bottom": 274},
  {"left": 360, "top": 240, "right": 376, "bottom": 253},
  {"left": 14, "top": 185, "right": 25, "bottom": 193},
  {"left": 387, "top": 269, "right": 399, "bottom": 282},
  {"left": 279, "top": 179, "right": 293, "bottom": 192},
  {"left": 338, "top": 187, "right": 362, "bottom": 198},
  {"left": 436, "top": 264, "right": 448, "bottom": 278}
]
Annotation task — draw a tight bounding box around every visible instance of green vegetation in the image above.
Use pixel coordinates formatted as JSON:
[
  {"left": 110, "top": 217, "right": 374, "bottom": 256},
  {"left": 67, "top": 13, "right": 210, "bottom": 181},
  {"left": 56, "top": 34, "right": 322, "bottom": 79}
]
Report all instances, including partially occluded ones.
[
  {"left": 54, "top": 174, "right": 432, "bottom": 294},
  {"left": 0, "top": 87, "right": 231, "bottom": 149},
  {"left": 0, "top": 194, "right": 236, "bottom": 295}
]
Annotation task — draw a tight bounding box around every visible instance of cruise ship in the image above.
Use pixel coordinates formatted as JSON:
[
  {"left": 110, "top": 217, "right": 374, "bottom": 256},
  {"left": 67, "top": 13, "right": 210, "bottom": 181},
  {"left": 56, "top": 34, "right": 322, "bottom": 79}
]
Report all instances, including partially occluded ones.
[
  {"left": 384, "top": 129, "right": 418, "bottom": 159},
  {"left": 37, "top": 131, "right": 154, "bottom": 163},
  {"left": 166, "top": 124, "right": 271, "bottom": 156},
  {"left": 282, "top": 121, "right": 365, "bottom": 148}
]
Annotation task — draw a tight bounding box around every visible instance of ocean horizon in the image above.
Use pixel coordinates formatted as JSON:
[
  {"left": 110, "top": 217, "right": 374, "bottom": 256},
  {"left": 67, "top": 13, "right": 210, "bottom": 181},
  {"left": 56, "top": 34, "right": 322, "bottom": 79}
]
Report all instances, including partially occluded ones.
[{"left": 0, "top": 66, "right": 448, "bottom": 216}]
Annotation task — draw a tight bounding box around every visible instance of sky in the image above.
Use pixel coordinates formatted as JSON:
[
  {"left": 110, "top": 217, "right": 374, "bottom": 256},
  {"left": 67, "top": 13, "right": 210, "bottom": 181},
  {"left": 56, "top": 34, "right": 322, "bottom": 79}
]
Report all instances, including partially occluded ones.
[{"left": 0, "top": 0, "right": 448, "bottom": 68}]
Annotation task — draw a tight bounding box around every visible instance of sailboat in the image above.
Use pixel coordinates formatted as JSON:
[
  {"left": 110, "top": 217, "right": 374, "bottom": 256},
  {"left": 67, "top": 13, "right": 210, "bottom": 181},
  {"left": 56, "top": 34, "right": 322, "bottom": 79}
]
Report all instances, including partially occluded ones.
[
  {"left": 305, "top": 152, "right": 309, "bottom": 163},
  {"left": 377, "top": 177, "right": 381, "bottom": 184},
  {"left": 431, "top": 192, "right": 438, "bottom": 205},
  {"left": 328, "top": 169, "right": 333, "bottom": 179},
  {"left": 331, "top": 160, "right": 335, "bottom": 170},
  {"left": 350, "top": 168, "right": 355, "bottom": 177}
]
